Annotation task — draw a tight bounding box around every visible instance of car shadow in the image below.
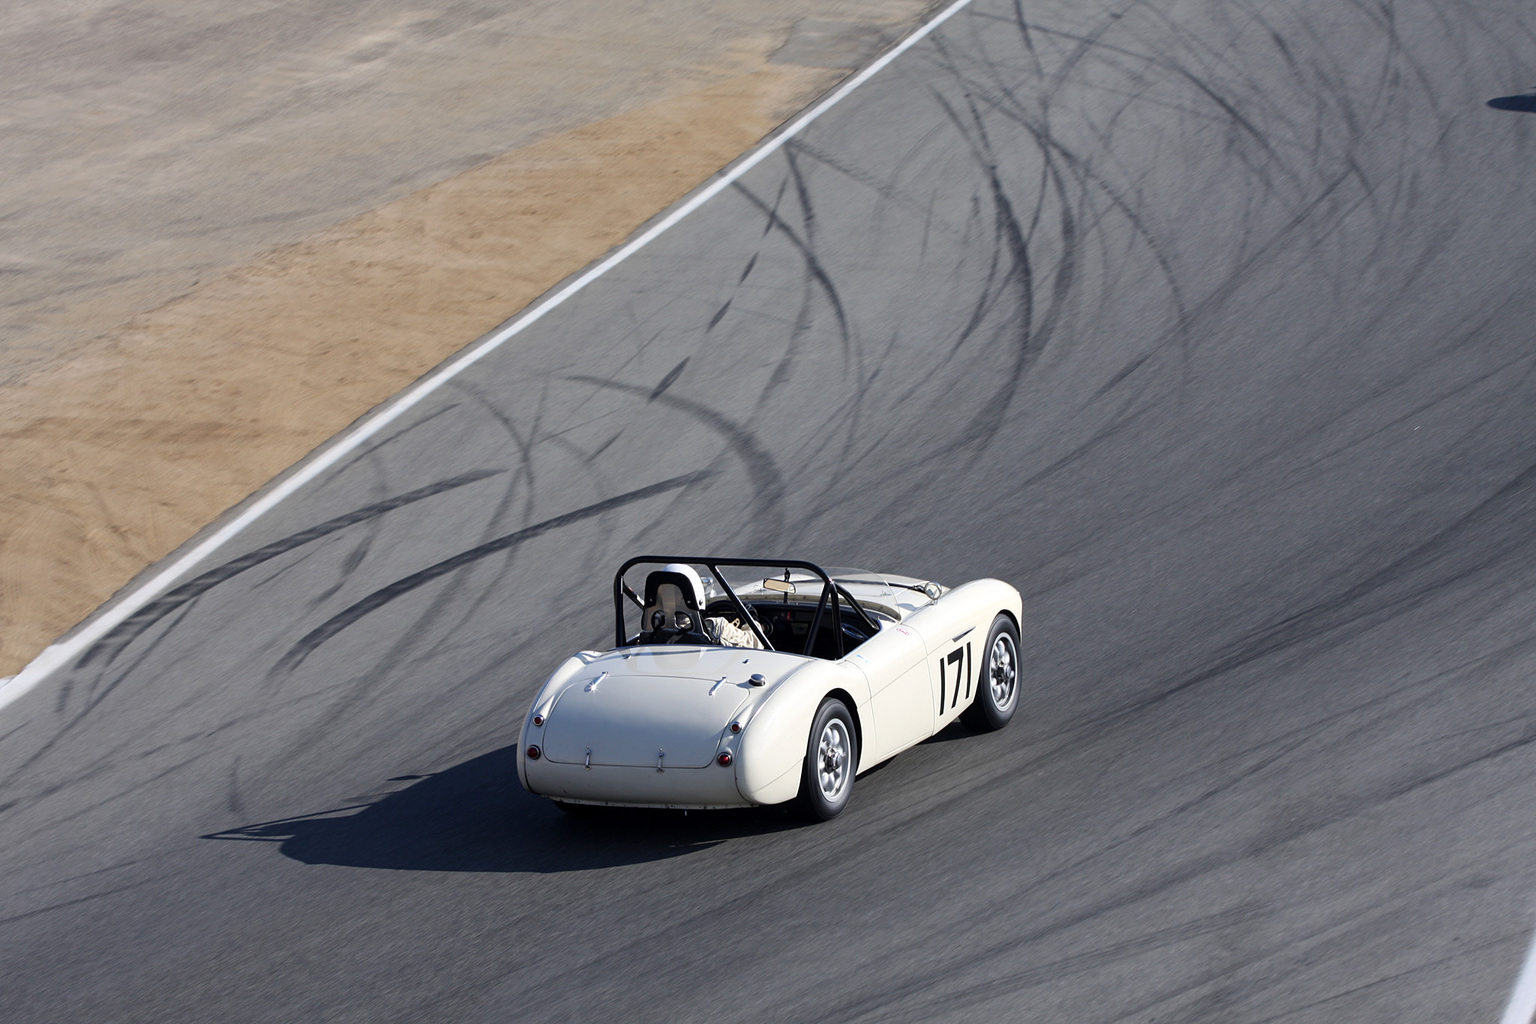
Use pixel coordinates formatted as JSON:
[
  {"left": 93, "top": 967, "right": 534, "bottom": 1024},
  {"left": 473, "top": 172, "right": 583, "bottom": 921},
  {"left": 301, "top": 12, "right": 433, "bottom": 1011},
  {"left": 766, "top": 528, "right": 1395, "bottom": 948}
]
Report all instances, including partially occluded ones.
[
  {"left": 1488, "top": 94, "right": 1536, "bottom": 113},
  {"left": 919, "top": 719, "right": 981, "bottom": 745},
  {"left": 202, "top": 745, "right": 805, "bottom": 874}
]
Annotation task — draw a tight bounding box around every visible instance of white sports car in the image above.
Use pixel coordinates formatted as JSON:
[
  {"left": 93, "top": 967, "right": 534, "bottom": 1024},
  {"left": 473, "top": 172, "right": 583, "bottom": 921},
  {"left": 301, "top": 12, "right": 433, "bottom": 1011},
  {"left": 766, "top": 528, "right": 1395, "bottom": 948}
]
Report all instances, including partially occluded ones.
[{"left": 517, "top": 558, "right": 1023, "bottom": 820}]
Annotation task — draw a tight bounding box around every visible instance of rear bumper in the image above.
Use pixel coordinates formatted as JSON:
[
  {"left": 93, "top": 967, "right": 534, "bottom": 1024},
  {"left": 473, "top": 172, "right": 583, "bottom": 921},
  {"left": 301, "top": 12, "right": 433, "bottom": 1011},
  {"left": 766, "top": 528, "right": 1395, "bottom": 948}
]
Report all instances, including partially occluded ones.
[{"left": 523, "top": 755, "right": 753, "bottom": 809}]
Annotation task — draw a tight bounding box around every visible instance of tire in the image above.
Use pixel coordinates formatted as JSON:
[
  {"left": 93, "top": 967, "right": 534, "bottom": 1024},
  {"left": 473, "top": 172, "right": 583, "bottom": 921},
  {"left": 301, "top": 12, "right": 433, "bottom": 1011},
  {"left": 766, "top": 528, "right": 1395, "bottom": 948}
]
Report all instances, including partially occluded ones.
[
  {"left": 797, "top": 698, "right": 857, "bottom": 821},
  {"left": 961, "top": 615, "right": 1020, "bottom": 732}
]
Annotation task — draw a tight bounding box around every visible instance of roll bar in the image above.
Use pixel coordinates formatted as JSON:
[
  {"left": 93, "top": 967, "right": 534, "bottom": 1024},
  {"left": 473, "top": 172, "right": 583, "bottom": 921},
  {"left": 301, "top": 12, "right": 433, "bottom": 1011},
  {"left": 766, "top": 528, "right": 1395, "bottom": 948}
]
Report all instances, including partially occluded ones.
[{"left": 612, "top": 556, "right": 880, "bottom": 657}]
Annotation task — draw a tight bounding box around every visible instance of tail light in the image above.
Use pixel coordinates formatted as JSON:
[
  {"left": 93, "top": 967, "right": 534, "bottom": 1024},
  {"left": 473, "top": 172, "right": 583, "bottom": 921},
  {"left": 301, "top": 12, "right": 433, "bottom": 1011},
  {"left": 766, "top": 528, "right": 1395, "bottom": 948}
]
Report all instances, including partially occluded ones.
[
  {"left": 729, "top": 721, "right": 742, "bottom": 734},
  {"left": 716, "top": 751, "right": 733, "bottom": 767},
  {"left": 532, "top": 713, "right": 544, "bottom": 727},
  {"left": 526, "top": 745, "right": 541, "bottom": 760}
]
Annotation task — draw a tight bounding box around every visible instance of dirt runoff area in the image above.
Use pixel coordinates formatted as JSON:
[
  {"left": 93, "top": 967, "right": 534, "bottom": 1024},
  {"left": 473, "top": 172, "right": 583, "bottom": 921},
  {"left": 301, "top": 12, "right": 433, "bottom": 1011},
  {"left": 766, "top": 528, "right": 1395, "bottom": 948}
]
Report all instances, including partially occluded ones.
[{"left": 0, "top": 1, "right": 937, "bottom": 676}]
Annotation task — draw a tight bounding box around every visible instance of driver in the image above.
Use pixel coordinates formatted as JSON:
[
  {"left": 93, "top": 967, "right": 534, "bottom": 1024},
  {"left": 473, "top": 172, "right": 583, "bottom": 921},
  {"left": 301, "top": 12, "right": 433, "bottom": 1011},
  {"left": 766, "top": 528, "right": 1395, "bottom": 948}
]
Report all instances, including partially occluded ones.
[{"left": 639, "top": 563, "right": 765, "bottom": 649}]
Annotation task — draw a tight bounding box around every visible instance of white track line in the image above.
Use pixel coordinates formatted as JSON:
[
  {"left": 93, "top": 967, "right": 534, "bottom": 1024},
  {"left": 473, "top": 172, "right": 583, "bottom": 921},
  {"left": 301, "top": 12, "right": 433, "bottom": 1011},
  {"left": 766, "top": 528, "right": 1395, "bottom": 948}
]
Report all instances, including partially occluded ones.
[
  {"left": 0, "top": 0, "right": 979, "bottom": 715},
  {"left": 1503, "top": 924, "right": 1536, "bottom": 1024}
]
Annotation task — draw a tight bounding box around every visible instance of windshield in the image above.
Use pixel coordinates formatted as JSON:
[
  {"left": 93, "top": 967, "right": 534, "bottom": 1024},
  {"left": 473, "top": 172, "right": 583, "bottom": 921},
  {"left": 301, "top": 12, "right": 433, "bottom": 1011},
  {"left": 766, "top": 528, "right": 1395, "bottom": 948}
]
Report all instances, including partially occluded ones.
[{"left": 824, "top": 567, "right": 943, "bottom": 620}]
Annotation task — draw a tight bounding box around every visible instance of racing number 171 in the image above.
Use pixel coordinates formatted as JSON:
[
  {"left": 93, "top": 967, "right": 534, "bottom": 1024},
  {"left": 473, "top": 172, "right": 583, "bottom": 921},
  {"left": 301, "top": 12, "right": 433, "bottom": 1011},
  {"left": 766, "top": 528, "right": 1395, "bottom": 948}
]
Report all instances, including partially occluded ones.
[{"left": 938, "top": 642, "right": 972, "bottom": 714}]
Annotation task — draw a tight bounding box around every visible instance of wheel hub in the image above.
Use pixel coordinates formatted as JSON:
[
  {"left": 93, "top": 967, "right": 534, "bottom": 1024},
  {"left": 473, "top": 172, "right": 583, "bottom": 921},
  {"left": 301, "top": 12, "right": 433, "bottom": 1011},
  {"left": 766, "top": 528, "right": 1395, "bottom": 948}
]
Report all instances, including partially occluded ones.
[
  {"left": 989, "top": 634, "right": 1017, "bottom": 708},
  {"left": 817, "top": 720, "right": 850, "bottom": 798}
]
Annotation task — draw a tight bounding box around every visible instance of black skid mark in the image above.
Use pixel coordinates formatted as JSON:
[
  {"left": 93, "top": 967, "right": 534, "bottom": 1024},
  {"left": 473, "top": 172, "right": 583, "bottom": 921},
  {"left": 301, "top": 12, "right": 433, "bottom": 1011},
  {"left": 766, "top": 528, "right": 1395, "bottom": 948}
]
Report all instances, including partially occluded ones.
[
  {"left": 649, "top": 358, "right": 690, "bottom": 400},
  {"left": 737, "top": 252, "right": 759, "bottom": 283},
  {"left": 78, "top": 469, "right": 505, "bottom": 670},
  {"left": 568, "top": 376, "right": 789, "bottom": 545},
  {"left": 926, "top": 88, "right": 1048, "bottom": 456},
  {"left": 729, "top": 180, "right": 854, "bottom": 376},
  {"left": 307, "top": 400, "right": 466, "bottom": 497},
  {"left": 705, "top": 302, "right": 732, "bottom": 332},
  {"left": 384, "top": 386, "right": 626, "bottom": 676},
  {"left": 1091, "top": 456, "right": 1536, "bottom": 732},
  {"left": 271, "top": 471, "right": 712, "bottom": 675}
]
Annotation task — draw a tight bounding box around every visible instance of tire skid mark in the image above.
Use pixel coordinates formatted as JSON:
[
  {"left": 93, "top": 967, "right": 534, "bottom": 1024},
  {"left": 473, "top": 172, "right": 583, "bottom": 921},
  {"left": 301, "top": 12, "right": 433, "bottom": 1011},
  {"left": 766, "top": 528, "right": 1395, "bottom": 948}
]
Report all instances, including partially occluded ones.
[
  {"left": 567, "top": 376, "right": 789, "bottom": 545},
  {"left": 363, "top": 381, "right": 623, "bottom": 684},
  {"left": 357, "top": 379, "right": 547, "bottom": 679},
  {"left": 835, "top": 903, "right": 1265, "bottom": 1022},
  {"left": 270, "top": 470, "right": 712, "bottom": 675},
  {"left": 75, "top": 469, "right": 504, "bottom": 671},
  {"left": 729, "top": 179, "right": 856, "bottom": 380},
  {"left": 296, "top": 450, "right": 397, "bottom": 613},
  {"left": 783, "top": 145, "right": 876, "bottom": 470},
  {"left": 923, "top": 86, "right": 1059, "bottom": 454},
  {"left": 1081, "top": 456, "right": 1536, "bottom": 733},
  {"left": 304, "top": 399, "right": 466, "bottom": 501},
  {"left": 939, "top": 12, "right": 1198, "bottom": 365},
  {"left": 12, "top": 599, "right": 204, "bottom": 795},
  {"left": 0, "top": 874, "right": 173, "bottom": 928},
  {"left": 1014, "top": 339, "right": 1536, "bottom": 611}
]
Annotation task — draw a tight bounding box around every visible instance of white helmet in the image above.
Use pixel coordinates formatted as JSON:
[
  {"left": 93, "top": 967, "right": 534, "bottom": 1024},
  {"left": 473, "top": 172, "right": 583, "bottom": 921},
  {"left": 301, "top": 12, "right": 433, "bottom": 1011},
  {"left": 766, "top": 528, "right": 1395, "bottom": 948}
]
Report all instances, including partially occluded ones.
[{"left": 661, "top": 563, "right": 705, "bottom": 607}]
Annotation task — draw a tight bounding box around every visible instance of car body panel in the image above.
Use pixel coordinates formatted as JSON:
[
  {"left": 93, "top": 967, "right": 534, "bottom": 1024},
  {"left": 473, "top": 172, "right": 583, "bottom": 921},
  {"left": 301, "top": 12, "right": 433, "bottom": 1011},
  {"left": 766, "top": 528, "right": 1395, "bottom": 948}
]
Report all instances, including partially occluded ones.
[
  {"left": 733, "top": 658, "right": 871, "bottom": 804},
  {"left": 898, "top": 579, "right": 1020, "bottom": 733},
  {"left": 847, "top": 623, "right": 930, "bottom": 763},
  {"left": 542, "top": 672, "right": 752, "bottom": 768}
]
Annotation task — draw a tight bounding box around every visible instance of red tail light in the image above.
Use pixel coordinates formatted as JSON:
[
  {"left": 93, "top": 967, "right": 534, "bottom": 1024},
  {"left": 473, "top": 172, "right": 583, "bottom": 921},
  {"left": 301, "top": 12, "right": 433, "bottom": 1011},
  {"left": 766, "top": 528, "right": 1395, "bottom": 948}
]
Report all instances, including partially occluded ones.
[
  {"left": 716, "top": 751, "right": 733, "bottom": 767},
  {"left": 729, "top": 721, "right": 742, "bottom": 734},
  {"left": 532, "top": 714, "right": 544, "bottom": 727},
  {"left": 526, "top": 745, "right": 541, "bottom": 760}
]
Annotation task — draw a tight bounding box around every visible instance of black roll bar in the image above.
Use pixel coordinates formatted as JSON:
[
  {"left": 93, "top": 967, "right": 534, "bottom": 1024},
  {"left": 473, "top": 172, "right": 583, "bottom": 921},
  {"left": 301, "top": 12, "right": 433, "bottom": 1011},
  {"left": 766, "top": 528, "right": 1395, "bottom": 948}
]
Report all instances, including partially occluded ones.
[{"left": 612, "top": 556, "right": 880, "bottom": 655}]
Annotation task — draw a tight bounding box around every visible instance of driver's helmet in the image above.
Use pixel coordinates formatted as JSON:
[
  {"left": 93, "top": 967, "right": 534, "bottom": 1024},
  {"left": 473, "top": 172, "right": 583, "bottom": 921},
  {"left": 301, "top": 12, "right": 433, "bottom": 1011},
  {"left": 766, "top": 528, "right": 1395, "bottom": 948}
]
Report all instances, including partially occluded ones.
[{"left": 661, "top": 563, "right": 705, "bottom": 609}]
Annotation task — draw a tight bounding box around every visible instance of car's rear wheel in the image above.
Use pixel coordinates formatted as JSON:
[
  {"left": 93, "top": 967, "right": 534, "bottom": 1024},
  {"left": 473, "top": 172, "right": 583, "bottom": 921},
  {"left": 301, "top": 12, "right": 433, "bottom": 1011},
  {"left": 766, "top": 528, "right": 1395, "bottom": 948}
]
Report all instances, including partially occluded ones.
[
  {"left": 797, "top": 698, "right": 857, "bottom": 820},
  {"left": 961, "top": 615, "right": 1020, "bottom": 732}
]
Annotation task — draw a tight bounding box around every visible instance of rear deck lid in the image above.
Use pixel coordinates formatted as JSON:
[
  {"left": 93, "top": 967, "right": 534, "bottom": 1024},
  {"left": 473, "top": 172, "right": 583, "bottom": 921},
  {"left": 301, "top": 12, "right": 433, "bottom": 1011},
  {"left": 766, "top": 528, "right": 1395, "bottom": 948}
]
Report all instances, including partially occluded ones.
[{"left": 542, "top": 669, "right": 751, "bottom": 769}]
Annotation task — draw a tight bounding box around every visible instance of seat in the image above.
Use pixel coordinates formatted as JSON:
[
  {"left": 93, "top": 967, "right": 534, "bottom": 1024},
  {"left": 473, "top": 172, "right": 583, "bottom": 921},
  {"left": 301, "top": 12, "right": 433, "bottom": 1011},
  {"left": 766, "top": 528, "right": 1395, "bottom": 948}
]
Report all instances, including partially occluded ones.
[{"left": 636, "top": 570, "right": 709, "bottom": 643}]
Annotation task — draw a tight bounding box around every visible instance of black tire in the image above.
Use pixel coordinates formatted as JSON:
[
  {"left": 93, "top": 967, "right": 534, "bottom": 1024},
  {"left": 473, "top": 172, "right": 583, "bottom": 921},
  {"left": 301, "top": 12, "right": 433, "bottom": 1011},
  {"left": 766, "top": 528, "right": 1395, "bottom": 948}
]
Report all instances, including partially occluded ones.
[
  {"left": 797, "top": 698, "right": 858, "bottom": 821},
  {"left": 960, "top": 615, "right": 1021, "bottom": 732}
]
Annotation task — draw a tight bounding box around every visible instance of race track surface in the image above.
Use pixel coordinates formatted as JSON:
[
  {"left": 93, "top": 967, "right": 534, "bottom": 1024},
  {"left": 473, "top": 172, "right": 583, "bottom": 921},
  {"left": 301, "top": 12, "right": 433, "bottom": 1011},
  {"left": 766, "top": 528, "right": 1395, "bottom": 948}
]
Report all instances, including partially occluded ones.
[{"left": 5, "top": 1, "right": 1536, "bottom": 1020}]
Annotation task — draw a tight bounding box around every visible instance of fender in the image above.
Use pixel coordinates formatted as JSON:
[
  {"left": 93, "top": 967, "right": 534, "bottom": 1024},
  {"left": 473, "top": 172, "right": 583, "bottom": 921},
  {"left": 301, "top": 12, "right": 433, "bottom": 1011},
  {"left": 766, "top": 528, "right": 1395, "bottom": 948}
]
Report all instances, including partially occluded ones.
[
  {"left": 901, "top": 579, "right": 1023, "bottom": 711},
  {"left": 736, "top": 659, "right": 872, "bottom": 805}
]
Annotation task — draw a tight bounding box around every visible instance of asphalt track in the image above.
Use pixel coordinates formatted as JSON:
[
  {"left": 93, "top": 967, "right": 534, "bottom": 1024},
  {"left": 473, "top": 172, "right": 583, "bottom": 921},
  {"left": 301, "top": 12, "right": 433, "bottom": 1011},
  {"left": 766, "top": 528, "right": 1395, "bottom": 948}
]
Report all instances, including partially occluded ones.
[{"left": 5, "top": 0, "right": 1536, "bottom": 1019}]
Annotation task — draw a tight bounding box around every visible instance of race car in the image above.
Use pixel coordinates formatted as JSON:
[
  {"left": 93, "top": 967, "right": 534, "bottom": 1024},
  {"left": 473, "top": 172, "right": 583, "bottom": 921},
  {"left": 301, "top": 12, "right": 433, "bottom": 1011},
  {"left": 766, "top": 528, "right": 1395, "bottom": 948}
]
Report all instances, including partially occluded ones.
[{"left": 517, "top": 557, "right": 1023, "bottom": 820}]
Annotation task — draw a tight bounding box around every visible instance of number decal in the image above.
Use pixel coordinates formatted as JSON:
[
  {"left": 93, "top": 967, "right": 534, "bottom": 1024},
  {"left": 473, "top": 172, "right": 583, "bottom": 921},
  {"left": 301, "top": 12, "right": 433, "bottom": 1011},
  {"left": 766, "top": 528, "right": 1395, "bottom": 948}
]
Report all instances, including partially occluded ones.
[
  {"left": 937, "top": 641, "right": 973, "bottom": 715},
  {"left": 961, "top": 642, "right": 973, "bottom": 705}
]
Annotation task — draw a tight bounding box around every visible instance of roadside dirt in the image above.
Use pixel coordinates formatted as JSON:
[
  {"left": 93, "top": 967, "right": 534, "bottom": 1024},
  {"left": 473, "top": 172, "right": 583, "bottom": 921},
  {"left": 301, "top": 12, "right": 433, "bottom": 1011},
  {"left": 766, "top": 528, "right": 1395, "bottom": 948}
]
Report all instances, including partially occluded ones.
[{"left": 0, "top": 4, "right": 934, "bottom": 675}]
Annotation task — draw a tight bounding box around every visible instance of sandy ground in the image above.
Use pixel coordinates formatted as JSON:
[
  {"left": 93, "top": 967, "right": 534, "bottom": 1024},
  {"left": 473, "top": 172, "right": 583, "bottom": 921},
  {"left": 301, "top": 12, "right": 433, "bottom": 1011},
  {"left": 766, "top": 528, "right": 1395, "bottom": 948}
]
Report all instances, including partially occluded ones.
[{"left": 0, "top": 1, "right": 934, "bottom": 676}]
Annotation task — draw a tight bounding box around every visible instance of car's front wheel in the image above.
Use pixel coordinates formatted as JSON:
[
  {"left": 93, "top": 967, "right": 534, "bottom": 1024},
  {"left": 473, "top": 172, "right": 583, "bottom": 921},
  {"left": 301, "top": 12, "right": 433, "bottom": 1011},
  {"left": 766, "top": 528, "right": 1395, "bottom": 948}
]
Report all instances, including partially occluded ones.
[
  {"left": 797, "top": 698, "right": 857, "bottom": 820},
  {"left": 961, "top": 615, "right": 1020, "bottom": 732}
]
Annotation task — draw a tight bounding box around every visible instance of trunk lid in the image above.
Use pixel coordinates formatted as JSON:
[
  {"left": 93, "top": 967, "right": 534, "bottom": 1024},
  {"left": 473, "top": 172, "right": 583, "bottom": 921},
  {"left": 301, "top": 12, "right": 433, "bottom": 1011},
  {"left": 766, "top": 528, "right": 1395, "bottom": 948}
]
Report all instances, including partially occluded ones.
[{"left": 542, "top": 665, "right": 753, "bottom": 769}]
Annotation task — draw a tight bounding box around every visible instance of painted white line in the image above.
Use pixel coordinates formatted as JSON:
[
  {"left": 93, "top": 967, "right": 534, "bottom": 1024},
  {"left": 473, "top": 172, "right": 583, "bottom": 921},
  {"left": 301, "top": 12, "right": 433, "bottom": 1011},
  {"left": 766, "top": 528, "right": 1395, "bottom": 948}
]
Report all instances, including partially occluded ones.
[
  {"left": 0, "top": 0, "right": 979, "bottom": 716},
  {"left": 1502, "top": 924, "right": 1536, "bottom": 1024}
]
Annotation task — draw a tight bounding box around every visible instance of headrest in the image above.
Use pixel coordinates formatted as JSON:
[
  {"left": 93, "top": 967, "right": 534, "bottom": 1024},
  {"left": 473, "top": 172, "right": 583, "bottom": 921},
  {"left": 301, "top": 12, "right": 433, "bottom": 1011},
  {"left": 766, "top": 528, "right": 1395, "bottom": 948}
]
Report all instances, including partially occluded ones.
[{"left": 644, "top": 570, "right": 701, "bottom": 610}]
